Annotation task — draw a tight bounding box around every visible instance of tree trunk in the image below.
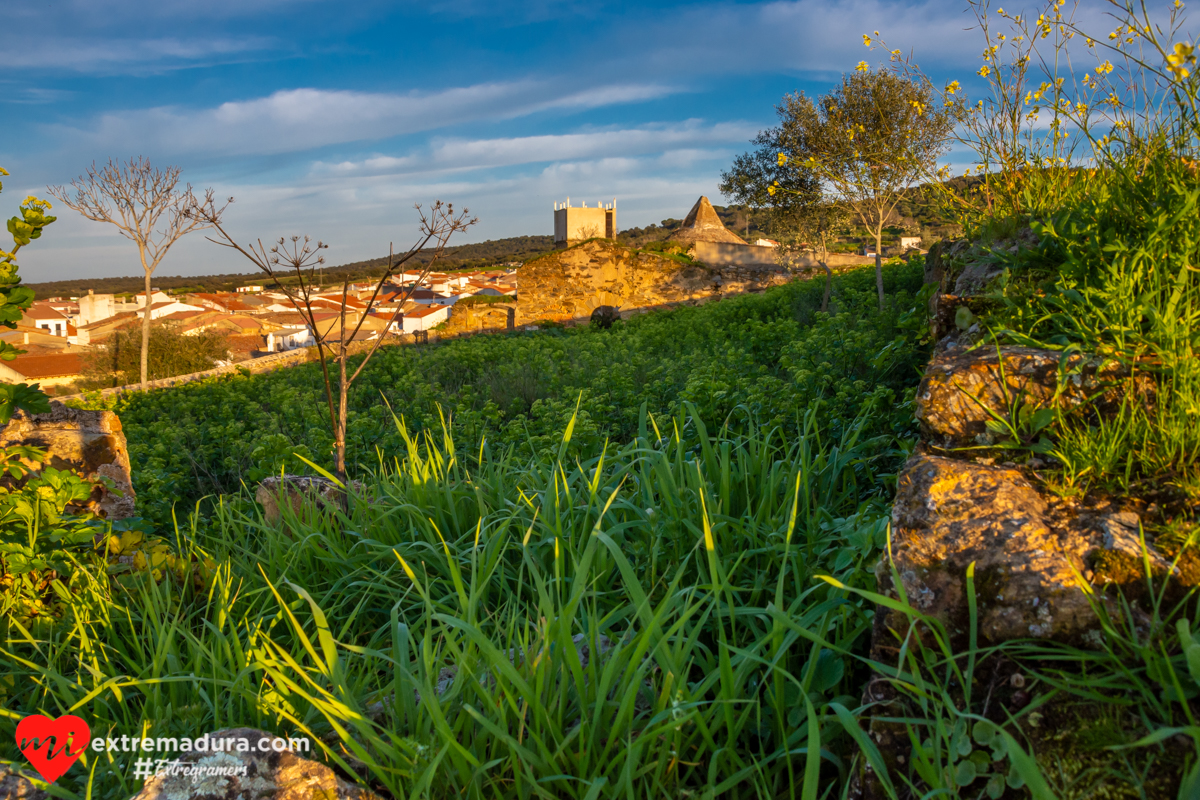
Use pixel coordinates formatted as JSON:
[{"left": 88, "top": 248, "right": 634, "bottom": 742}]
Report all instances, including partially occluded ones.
[
  {"left": 821, "top": 262, "right": 833, "bottom": 313},
  {"left": 141, "top": 269, "right": 152, "bottom": 385},
  {"left": 873, "top": 230, "right": 885, "bottom": 312}
]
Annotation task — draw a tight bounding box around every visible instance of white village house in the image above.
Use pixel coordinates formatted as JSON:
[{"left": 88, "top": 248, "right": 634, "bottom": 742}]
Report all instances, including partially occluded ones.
[{"left": 399, "top": 304, "right": 450, "bottom": 331}]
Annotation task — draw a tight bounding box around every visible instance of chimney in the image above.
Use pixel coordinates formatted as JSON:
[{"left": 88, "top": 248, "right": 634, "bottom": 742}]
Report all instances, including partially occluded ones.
[{"left": 89, "top": 289, "right": 94, "bottom": 295}]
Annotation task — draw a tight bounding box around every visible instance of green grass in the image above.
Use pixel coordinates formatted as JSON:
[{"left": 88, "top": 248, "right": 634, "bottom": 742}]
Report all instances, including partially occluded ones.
[{"left": 3, "top": 403, "right": 902, "bottom": 800}]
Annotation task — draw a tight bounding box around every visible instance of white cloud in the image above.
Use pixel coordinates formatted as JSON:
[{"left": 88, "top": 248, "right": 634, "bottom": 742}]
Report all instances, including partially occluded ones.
[
  {"left": 47, "top": 81, "right": 679, "bottom": 158},
  {"left": 20, "top": 147, "right": 732, "bottom": 281},
  {"left": 6, "top": 36, "right": 276, "bottom": 74},
  {"left": 314, "top": 120, "right": 756, "bottom": 176}
]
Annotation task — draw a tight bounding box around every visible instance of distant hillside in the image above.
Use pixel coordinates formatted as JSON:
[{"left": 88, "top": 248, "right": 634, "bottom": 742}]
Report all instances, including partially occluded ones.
[
  {"left": 27, "top": 185, "right": 973, "bottom": 298},
  {"left": 26, "top": 235, "right": 558, "bottom": 298}
]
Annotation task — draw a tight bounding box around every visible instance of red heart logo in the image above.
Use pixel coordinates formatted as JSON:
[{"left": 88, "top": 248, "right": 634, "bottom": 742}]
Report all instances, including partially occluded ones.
[{"left": 15, "top": 715, "right": 90, "bottom": 783}]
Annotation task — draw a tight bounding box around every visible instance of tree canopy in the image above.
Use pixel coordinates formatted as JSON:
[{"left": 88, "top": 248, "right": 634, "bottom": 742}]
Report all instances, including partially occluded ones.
[{"left": 776, "top": 69, "right": 955, "bottom": 309}]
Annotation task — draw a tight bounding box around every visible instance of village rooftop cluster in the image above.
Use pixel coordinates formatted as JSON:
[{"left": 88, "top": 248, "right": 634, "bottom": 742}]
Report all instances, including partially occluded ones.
[{"left": 0, "top": 267, "right": 518, "bottom": 391}]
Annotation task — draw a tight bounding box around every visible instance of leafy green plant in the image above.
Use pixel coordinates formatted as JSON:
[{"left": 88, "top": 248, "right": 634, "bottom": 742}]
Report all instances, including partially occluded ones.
[{"left": 0, "top": 166, "right": 56, "bottom": 422}]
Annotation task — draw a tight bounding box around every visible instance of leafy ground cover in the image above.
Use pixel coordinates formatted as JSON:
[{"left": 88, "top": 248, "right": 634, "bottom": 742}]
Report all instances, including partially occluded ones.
[
  {"left": 3, "top": 263, "right": 940, "bottom": 800},
  {"left": 83, "top": 263, "right": 928, "bottom": 526}
]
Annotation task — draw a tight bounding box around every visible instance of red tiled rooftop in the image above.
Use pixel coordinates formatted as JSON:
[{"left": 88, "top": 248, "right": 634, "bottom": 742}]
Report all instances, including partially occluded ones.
[{"left": 5, "top": 353, "right": 83, "bottom": 379}]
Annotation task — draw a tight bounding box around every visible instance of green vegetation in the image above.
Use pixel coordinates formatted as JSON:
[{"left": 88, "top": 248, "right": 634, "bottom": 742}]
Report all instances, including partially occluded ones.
[
  {"left": 1, "top": 262, "right": 938, "bottom": 800},
  {"left": 81, "top": 263, "right": 927, "bottom": 525},
  {"left": 7, "top": 1, "right": 1200, "bottom": 797},
  {"left": 79, "top": 324, "right": 231, "bottom": 390}
]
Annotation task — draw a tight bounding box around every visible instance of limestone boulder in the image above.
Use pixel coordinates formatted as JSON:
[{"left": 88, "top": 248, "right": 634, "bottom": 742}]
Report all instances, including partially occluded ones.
[
  {"left": 255, "top": 475, "right": 363, "bottom": 524},
  {"left": 0, "top": 401, "right": 136, "bottom": 518},
  {"left": 880, "top": 453, "right": 1181, "bottom": 648},
  {"left": 128, "top": 728, "right": 379, "bottom": 800},
  {"left": 915, "top": 345, "right": 1125, "bottom": 449}
]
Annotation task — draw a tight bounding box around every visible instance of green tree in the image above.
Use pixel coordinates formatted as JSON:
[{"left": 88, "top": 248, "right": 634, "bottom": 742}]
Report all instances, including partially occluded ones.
[
  {"left": 0, "top": 166, "right": 56, "bottom": 423},
  {"left": 80, "top": 324, "right": 231, "bottom": 389},
  {"left": 775, "top": 199, "right": 851, "bottom": 313},
  {"left": 719, "top": 128, "right": 821, "bottom": 230},
  {"left": 778, "top": 68, "right": 954, "bottom": 310}
]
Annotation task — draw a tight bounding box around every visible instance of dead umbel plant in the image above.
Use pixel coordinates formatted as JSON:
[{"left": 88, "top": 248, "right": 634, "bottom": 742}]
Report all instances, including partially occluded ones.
[{"left": 187, "top": 200, "right": 476, "bottom": 509}]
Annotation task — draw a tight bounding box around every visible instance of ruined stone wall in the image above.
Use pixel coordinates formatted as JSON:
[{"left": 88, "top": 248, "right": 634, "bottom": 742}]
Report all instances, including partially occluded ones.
[
  {"left": 516, "top": 240, "right": 787, "bottom": 324},
  {"left": 0, "top": 402, "right": 136, "bottom": 519}
]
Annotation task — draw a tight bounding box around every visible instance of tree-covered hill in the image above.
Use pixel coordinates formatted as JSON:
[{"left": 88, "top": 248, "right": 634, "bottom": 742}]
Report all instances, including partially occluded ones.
[{"left": 26, "top": 234, "right": 558, "bottom": 297}]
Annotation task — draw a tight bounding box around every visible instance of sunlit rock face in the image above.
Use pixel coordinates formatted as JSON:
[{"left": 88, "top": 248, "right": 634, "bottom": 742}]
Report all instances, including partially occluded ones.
[
  {"left": 881, "top": 452, "right": 1184, "bottom": 648},
  {"left": 0, "top": 401, "right": 136, "bottom": 519},
  {"left": 914, "top": 345, "right": 1129, "bottom": 450},
  {"left": 516, "top": 240, "right": 785, "bottom": 325},
  {"left": 128, "top": 728, "right": 381, "bottom": 800}
]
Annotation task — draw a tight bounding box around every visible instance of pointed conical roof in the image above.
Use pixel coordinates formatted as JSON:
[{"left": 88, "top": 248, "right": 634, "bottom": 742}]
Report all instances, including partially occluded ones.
[{"left": 667, "top": 196, "right": 748, "bottom": 245}]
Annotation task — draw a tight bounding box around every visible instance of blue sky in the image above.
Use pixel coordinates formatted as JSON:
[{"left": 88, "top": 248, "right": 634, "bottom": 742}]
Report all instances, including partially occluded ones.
[{"left": 5, "top": 0, "right": 987, "bottom": 281}]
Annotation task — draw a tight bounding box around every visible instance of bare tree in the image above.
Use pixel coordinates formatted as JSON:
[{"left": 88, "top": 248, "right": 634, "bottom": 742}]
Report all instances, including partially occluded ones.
[
  {"left": 188, "top": 200, "right": 476, "bottom": 493},
  {"left": 50, "top": 158, "right": 221, "bottom": 386}
]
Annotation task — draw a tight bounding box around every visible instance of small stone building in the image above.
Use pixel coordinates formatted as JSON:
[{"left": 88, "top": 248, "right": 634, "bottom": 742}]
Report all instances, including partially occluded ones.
[{"left": 553, "top": 199, "right": 616, "bottom": 248}]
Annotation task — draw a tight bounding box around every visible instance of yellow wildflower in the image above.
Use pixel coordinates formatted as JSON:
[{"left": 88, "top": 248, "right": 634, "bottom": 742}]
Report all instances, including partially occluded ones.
[
  {"left": 945, "top": 80, "right": 960, "bottom": 94},
  {"left": 1096, "top": 60, "right": 1114, "bottom": 74},
  {"left": 777, "top": 152, "right": 788, "bottom": 166},
  {"left": 862, "top": 34, "right": 872, "bottom": 46},
  {"left": 856, "top": 60, "right": 869, "bottom": 72},
  {"left": 978, "top": 65, "right": 991, "bottom": 77},
  {"left": 1166, "top": 41, "right": 1196, "bottom": 79}
]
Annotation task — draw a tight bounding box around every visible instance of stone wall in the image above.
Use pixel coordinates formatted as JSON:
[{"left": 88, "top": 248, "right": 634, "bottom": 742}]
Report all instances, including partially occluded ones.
[
  {"left": 689, "top": 241, "right": 779, "bottom": 267},
  {"left": 516, "top": 240, "right": 788, "bottom": 324}
]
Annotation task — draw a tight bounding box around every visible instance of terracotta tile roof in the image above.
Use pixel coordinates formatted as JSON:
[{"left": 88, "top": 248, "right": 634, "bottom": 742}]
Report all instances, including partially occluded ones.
[
  {"left": 80, "top": 311, "right": 140, "bottom": 331},
  {"left": 25, "top": 302, "right": 68, "bottom": 320},
  {"left": 6, "top": 353, "right": 83, "bottom": 379},
  {"left": 402, "top": 305, "right": 448, "bottom": 319},
  {"left": 161, "top": 311, "right": 206, "bottom": 322}
]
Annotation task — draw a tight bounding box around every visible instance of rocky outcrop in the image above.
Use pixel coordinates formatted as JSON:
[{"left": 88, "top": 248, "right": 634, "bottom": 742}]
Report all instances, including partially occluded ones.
[
  {"left": 0, "top": 401, "right": 136, "bottom": 518},
  {"left": 881, "top": 453, "right": 1180, "bottom": 647},
  {"left": 0, "top": 766, "right": 46, "bottom": 800},
  {"left": 915, "top": 344, "right": 1126, "bottom": 449},
  {"left": 255, "top": 476, "right": 363, "bottom": 524},
  {"left": 128, "top": 728, "right": 379, "bottom": 800},
  {"left": 517, "top": 240, "right": 786, "bottom": 324}
]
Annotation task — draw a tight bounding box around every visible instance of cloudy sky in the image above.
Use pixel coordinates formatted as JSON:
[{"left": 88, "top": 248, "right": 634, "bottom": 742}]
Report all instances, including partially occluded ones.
[{"left": 5, "top": 0, "right": 990, "bottom": 282}]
